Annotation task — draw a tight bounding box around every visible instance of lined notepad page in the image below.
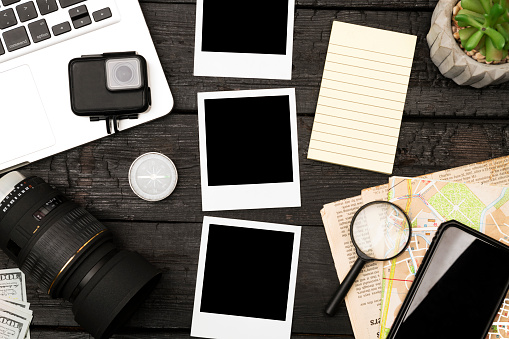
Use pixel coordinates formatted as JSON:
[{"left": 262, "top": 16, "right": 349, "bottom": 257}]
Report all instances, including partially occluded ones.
[{"left": 308, "top": 21, "right": 417, "bottom": 174}]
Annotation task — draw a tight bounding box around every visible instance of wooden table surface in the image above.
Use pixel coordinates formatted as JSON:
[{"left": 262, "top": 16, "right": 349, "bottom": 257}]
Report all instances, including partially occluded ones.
[{"left": 6, "top": 0, "right": 509, "bottom": 338}]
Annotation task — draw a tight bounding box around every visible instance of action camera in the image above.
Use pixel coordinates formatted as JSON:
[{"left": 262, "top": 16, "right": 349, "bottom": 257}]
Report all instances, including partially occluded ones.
[{"left": 69, "top": 52, "right": 151, "bottom": 118}]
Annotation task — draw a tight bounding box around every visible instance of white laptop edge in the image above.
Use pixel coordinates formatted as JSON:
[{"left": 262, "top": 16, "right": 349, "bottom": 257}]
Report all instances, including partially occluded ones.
[{"left": 0, "top": 0, "right": 174, "bottom": 174}]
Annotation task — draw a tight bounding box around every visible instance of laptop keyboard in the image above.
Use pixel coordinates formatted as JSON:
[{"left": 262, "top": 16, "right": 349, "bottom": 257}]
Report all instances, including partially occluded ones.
[{"left": 0, "top": 0, "right": 119, "bottom": 63}]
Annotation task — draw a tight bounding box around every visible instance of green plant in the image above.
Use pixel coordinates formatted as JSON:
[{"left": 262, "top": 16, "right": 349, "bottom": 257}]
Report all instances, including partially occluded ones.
[{"left": 455, "top": 0, "right": 509, "bottom": 62}]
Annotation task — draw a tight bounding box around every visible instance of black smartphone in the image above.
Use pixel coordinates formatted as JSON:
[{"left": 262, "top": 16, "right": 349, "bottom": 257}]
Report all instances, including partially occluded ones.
[
  {"left": 68, "top": 52, "right": 151, "bottom": 117},
  {"left": 387, "top": 220, "right": 509, "bottom": 339}
]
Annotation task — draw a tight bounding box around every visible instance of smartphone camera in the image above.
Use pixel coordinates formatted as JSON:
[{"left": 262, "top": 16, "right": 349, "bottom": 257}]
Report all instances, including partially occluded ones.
[{"left": 106, "top": 58, "right": 143, "bottom": 91}]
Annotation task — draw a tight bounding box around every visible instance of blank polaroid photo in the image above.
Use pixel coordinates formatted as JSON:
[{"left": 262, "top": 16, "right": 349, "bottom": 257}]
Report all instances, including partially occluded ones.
[
  {"left": 194, "top": 0, "right": 295, "bottom": 79},
  {"left": 198, "top": 88, "right": 301, "bottom": 211},
  {"left": 191, "top": 216, "right": 301, "bottom": 339}
]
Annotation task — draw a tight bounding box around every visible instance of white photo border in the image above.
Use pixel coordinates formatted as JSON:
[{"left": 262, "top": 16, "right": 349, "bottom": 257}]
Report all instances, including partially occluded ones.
[
  {"left": 191, "top": 216, "right": 301, "bottom": 339},
  {"left": 193, "top": 0, "right": 295, "bottom": 80},
  {"left": 198, "top": 88, "right": 301, "bottom": 212}
]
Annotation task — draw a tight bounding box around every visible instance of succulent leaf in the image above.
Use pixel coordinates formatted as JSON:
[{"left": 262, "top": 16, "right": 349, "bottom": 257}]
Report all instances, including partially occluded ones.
[
  {"left": 465, "top": 30, "right": 486, "bottom": 50},
  {"left": 457, "top": 9, "right": 487, "bottom": 22},
  {"left": 497, "top": 10, "right": 509, "bottom": 23},
  {"left": 461, "top": 0, "right": 487, "bottom": 13},
  {"left": 480, "top": 0, "right": 493, "bottom": 13},
  {"left": 499, "top": 0, "right": 509, "bottom": 11},
  {"left": 484, "top": 27, "right": 506, "bottom": 49},
  {"left": 486, "top": 36, "right": 505, "bottom": 60},
  {"left": 455, "top": 14, "right": 484, "bottom": 28},
  {"left": 459, "top": 26, "right": 479, "bottom": 43},
  {"left": 496, "top": 23, "right": 509, "bottom": 41},
  {"left": 484, "top": 4, "right": 505, "bottom": 26},
  {"left": 477, "top": 35, "right": 487, "bottom": 49}
]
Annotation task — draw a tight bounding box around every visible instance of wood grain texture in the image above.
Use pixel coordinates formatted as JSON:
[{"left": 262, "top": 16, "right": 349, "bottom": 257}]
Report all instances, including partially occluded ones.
[
  {"left": 0, "top": 222, "right": 353, "bottom": 335},
  {"left": 141, "top": 3, "right": 509, "bottom": 117},
  {"left": 140, "top": 0, "right": 437, "bottom": 10},
  {"left": 19, "top": 115, "right": 509, "bottom": 226},
  {"left": 29, "top": 328, "right": 355, "bottom": 338}
]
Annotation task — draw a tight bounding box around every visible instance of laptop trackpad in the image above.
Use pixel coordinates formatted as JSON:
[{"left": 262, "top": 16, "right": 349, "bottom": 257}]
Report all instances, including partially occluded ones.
[{"left": 0, "top": 65, "right": 55, "bottom": 165}]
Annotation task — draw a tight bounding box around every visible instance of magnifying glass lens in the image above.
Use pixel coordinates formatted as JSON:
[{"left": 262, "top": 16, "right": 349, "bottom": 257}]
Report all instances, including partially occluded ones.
[
  {"left": 325, "top": 201, "right": 412, "bottom": 317},
  {"left": 352, "top": 202, "right": 411, "bottom": 260}
]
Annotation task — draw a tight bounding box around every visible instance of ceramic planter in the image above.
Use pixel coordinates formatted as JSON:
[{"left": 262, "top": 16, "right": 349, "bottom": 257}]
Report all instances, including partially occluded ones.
[{"left": 427, "top": 0, "right": 509, "bottom": 88}]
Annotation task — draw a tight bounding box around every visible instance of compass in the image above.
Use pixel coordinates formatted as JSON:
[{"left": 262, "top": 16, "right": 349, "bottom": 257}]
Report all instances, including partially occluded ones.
[{"left": 128, "top": 152, "right": 178, "bottom": 201}]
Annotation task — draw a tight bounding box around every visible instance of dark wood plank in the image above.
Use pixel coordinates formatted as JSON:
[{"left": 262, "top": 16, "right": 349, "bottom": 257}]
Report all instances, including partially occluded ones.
[
  {"left": 140, "top": 0, "right": 437, "bottom": 10},
  {"left": 18, "top": 114, "right": 509, "bottom": 226},
  {"left": 141, "top": 4, "right": 509, "bottom": 117},
  {"left": 1, "top": 222, "right": 352, "bottom": 335},
  {"left": 29, "top": 328, "right": 354, "bottom": 338}
]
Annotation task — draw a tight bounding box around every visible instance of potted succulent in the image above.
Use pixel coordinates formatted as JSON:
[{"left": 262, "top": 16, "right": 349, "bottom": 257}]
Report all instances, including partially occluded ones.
[{"left": 427, "top": 0, "right": 509, "bottom": 87}]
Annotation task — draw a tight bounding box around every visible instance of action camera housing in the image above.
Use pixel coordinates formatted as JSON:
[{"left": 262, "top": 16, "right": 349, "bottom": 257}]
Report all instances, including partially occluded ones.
[{"left": 69, "top": 52, "right": 151, "bottom": 118}]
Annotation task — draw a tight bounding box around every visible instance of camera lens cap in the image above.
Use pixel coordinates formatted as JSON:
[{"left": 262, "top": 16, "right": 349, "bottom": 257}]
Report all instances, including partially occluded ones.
[{"left": 128, "top": 152, "right": 178, "bottom": 201}]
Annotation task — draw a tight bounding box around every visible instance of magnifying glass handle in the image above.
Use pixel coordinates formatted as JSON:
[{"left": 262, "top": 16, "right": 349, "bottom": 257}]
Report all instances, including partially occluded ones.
[{"left": 325, "top": 257, "right": 366, "bottom": 316}]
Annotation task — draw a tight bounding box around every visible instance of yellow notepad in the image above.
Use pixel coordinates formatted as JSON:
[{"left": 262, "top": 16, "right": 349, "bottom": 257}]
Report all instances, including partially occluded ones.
[{"left": 307, "top": 21, "right": 417, "bottom": 174}]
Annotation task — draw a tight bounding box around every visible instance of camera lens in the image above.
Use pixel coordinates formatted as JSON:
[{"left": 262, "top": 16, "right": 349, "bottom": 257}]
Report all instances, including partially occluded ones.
[
  {"left": 106, "top": 58, "right": 143, "bottom": 91},
  {"left": 0, "top": 172, "right": 161, "bottom": 339},
  {"left": 114, "top": 64, "right": 134, "bottom": 84}
]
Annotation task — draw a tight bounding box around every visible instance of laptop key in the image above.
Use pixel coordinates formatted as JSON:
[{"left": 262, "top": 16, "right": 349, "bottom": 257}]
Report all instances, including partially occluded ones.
[
  {"left": 59, "top": 0, "right": 84, "bottom": 8},
  {"left": 52, "top": 21, "right": 71, "bottom": 36},
  {"left": 1, "top": 0, "right": 21, "bottom": 5},
  {"left": 68, "top": 4, "right": 87, "bottom": 19},
  {"left": 36, "top": 0, "right": 58, "bottom": 15},
  {"left": 2, "top": 26, "right": 30, "bottom": 52},
  {"left": 92, "top": 8, "right": 111, "bottom": 22},
  {"left": 28, "top": 19, "right": 50, "bottom": 43},
  {"left": 72, "top": 14, "right": 90, "bottom": 29},
  {"left": 69, "top": 5, "right": 91, "bottom": 29},
  {"left": 16, "top": 2, "right": 38, "bottom": 23},
  {"left": 0, "top": 9, "right": 17, "bottom": 30},
  {"left": 0, "top": 40, "right": 4, "bottom": 55}
]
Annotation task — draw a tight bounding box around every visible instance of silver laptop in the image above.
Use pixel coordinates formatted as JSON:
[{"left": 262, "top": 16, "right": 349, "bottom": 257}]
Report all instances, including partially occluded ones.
[{"left": 0, "top": 0, "right": 174, "bottom": 173}]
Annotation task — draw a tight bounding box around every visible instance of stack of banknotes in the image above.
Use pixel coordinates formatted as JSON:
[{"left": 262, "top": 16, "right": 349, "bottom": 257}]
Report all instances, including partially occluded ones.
[{"left": 0, "top": 268, "right": 31, "bottom": 339}]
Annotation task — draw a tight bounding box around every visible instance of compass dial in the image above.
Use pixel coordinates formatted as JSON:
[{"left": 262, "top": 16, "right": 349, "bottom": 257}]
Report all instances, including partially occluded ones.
[{"left": 128, "top": 153, "right": 178, "bottom": 201}]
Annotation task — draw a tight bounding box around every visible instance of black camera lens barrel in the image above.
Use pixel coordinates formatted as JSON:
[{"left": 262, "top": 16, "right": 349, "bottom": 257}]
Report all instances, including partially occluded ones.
[
  {"left": 0, "top": 175, "right": 110, "bottom": 295},
  {"left": 0, "top": 172, "right": 161, "bottom": 339},
  {"left": 25, "top": 203, "right": 111, "bottom": 295},
  {"left": 0, "top": 175, "right": 56, "bottom": 258}
]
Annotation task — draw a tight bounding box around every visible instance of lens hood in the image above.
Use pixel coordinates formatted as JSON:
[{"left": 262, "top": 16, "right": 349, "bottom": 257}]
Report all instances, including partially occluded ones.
[{"left": 72, "top": 250, "right": 161, "bottom": 339}]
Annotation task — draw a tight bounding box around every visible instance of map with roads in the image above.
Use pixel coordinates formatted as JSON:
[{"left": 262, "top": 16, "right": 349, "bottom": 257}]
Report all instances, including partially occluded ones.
[{"left": 380, "top": 177, "right": 509, "bottom": 339}]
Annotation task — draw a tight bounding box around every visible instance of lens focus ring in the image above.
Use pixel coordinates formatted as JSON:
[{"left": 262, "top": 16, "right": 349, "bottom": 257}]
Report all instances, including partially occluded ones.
[{"left": 21, "top": 205, "right": 109, "bottom": 294}]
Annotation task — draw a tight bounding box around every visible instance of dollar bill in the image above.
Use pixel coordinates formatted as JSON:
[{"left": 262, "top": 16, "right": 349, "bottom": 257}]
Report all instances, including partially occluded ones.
[
  {"left": 0, "top": 301, "right": 28, "bottom": 311},
  {"left": 0, "top": 310, "right": 30, "bottom": 339},
  {"left": 0, "top": 270, "right": 30, "bottom": 339},
  {"left": 0, "top": 299, "right": 31, "bottom": 339},
  {"left": 0, "top": 270, "right": 26, "bottom": 302},
  {"left": 0, "top": 301, "right": 32, "bottom": 321}
]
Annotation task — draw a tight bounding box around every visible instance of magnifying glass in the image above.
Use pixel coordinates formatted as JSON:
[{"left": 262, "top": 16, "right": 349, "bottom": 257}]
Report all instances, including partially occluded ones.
[{"left": 325, "top": 201, "right": 412, "bottom": 316}]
